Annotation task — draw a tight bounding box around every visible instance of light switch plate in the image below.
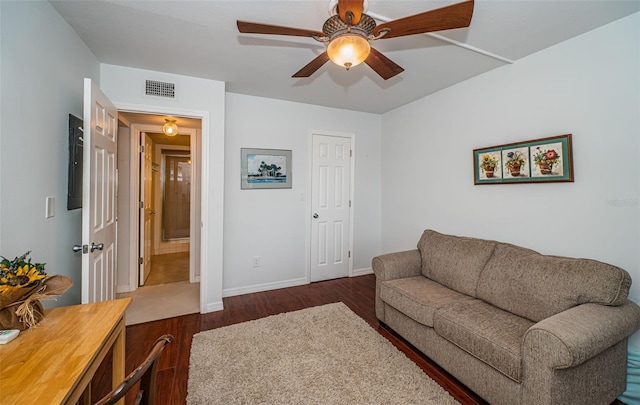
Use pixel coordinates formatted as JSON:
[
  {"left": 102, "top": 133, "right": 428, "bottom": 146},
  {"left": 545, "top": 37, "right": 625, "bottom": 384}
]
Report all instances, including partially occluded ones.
[{"left": 45, "top": 196, "right": 55, "bottom": 218}]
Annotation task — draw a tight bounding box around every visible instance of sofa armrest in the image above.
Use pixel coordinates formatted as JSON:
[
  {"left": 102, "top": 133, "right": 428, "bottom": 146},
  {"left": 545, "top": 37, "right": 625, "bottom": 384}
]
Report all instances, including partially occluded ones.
[
  {"left": 523, "top": 300, "right": 640, "bottom": 369},
  {"left": 372, "top": 249, "right": 422, "bottom": 281}
]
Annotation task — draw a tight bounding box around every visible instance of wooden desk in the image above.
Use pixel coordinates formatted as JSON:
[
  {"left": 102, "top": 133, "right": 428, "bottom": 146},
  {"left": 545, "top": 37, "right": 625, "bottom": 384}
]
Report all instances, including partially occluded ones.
[{"left": 0, "top": 298, "right": 131, "bottom": 405}]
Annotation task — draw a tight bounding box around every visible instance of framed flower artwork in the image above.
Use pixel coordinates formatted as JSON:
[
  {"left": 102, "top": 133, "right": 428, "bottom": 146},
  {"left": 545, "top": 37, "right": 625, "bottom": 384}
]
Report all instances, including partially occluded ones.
[{"left": 473, "top": 134, "right": 573, "bottom": 184}]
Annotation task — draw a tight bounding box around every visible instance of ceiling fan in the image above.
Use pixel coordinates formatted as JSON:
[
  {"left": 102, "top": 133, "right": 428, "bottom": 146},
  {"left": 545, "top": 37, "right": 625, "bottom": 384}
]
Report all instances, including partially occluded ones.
[{"left": 237, "top": 0, "right": 474, "bottom": 80}]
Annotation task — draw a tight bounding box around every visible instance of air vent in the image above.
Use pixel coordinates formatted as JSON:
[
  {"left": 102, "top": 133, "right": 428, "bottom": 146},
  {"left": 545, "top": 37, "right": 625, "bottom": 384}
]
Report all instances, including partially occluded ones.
[{"left": 145, "top": 80, "right": 175, "bottom": 98}]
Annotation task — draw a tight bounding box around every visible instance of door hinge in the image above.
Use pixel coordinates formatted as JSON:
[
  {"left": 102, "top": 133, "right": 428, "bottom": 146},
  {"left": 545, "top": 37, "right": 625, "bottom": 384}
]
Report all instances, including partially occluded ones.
[
  {"left": 349, "top": 200, "right": 351, "bottom": 207},
  {"left": 139, "top": 257, "right": 143, "bottom": 265},
  {"left": 348, "top": 251, "right": 351, "bottom": 258},
  {"left": 139, "top": 201, "right": 144, "bottom": 209},
  {"left": 350, "top": 149, "right": 352, "bottom": 157},
  {"left": 140, "top": 145, "right": 145, "bottom": 153}
]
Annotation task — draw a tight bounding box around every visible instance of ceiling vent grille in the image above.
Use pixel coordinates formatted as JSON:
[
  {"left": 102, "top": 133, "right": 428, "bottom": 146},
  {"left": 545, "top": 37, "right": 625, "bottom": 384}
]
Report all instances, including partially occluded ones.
[{"left": 145, "top": 80, "right": 175, "bottom": 98}]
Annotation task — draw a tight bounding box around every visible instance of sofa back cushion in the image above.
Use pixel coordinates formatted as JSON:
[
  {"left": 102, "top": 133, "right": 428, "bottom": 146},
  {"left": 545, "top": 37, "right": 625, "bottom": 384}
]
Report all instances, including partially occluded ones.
[
  {"left": 417, "top": 230, "right": 497, "bottom": 297},
  {"left": 476, "top": 243, "right": 632, "bottom": 322}
]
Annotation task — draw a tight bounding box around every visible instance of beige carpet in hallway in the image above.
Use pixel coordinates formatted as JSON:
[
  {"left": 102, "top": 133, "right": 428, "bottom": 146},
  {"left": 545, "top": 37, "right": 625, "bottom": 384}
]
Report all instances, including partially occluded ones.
[{"left": 118, "top": 281, "right": 199, "bottom": 325}]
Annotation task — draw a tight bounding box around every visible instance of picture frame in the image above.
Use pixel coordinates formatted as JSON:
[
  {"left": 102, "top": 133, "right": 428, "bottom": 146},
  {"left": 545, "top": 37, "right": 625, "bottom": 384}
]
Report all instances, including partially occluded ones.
[
  {"left": 473, "top": 134, "right": 574, "bottom": 185},
  {"left": 241, "top": 148, "right": 292, "bottom": 189}
]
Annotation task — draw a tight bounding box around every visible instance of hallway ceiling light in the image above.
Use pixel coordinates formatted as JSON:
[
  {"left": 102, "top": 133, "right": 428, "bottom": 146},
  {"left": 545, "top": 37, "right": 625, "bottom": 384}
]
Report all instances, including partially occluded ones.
[{"left": 163, "top": 118, "right": 179, "bottom": 137}]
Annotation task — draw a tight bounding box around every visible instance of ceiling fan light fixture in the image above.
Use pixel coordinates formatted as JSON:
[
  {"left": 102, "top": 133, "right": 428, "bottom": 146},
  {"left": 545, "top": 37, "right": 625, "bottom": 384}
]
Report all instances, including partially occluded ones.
[
  {"left": 327, "top": 34, "right": 370, "bottom": 70},
  {"left": 163, "top": 118, "right": 179, "bottom": 137},
  {"left": 237, "top": 0, "right": 474, "bottom": 79}
]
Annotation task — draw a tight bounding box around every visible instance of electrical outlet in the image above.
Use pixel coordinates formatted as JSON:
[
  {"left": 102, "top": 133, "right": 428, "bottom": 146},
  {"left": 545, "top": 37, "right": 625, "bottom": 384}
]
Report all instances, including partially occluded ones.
[{"left": 253, "top": 256, "right": 261, "bottom": 268}]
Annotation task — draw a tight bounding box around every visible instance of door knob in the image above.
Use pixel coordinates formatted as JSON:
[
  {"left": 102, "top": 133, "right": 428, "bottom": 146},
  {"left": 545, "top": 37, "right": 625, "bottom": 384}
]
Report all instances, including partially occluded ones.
[
  {"left": 72, "top": 244, "right": 84, "bottom": 253},
  {"left": 90, "top": 242, "right": 104, "bottom": 252},
  {"left": 313, "top": 213, "right": 319, "bottom": 219}
]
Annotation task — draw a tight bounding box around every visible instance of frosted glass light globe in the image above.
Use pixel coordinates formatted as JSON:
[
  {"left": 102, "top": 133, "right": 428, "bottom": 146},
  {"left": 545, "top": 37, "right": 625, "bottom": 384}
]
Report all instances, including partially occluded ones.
[{"left": 327, "top": 34, "right": 371, "bottom": 70}]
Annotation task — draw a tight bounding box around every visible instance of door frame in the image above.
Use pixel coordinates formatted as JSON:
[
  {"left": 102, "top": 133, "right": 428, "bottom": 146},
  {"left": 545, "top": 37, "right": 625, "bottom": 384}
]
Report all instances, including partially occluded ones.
[
  {"left": 118, "top": 104, "right": 210, "bottom": 314},
  {"left": 306, "top": 129, "right": 356, "bottom": 283},
  {"left": 139, "top": 132, "right": 153, "bottom": 287}
]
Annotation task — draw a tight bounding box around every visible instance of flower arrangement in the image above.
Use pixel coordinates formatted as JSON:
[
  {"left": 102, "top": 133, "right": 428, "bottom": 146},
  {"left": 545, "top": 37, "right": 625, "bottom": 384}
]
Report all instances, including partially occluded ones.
[
  {"left": 479, "top": 154, "right": 499, "bottom": 178},
  {"left": 0, "top": 252, "right": 46, "bottom": 306},
  {"left": 0, "top": 251, "right": 72, "bottom": 330},
  {"left": 504, "top": 150, "right": 526, "bottom": 176},
  {"left": 532, "top": 147, "right": 560, "bottom": 174},
  {"left": 505, "top": 151, "right": 525, "bottom": 169},
  {"left": 480, "top": 154, "right": 498, "bottom": 171}
]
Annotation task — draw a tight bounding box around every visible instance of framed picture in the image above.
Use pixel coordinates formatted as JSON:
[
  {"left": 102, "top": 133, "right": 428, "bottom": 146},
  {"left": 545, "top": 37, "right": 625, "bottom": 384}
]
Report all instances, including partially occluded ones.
[
  {"left": 241, "top": 148, "right": 292, "bottom": 189},
  {"left": 473, "top": 134, "right": 573, "bottom": 185}
]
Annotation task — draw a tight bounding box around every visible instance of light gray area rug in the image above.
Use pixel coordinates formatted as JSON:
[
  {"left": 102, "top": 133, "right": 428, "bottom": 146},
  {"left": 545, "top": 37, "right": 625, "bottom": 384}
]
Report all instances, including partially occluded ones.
[{"left": 187, "top": 302, "right": 460, "bottom": 404}]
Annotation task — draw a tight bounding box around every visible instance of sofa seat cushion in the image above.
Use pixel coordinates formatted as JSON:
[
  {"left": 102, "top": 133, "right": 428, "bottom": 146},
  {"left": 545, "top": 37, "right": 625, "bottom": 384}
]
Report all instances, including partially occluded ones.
[
  {"left": 434, "top": 299, "right": 534, "bottom": 382},
  {"left": 381, "top": 276, "right": 474, "bottom": 327},
  {"left": 417, "top": 229, "right": 497, "bottom": 297},
  {"left": 477, "top": 243, "right": 632, "bottom": 322}
]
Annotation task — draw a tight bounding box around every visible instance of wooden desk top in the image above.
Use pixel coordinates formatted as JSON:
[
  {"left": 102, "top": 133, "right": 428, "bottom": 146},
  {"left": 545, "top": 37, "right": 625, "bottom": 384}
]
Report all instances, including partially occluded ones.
[{"left": 0, "top": 298, "right": 131, "bottom": 404}]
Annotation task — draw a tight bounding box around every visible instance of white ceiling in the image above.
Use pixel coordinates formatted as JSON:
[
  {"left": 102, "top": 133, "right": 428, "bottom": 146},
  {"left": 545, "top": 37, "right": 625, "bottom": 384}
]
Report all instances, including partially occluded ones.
[{"left": 50, "top": 0, "right": 639, "bottom": 114}]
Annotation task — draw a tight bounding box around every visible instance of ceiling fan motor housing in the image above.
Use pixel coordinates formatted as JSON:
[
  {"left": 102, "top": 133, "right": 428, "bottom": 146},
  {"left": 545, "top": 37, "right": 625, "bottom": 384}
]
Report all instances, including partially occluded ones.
[{"left": 322, "top": 13, "right": 376, "bottom": 42}]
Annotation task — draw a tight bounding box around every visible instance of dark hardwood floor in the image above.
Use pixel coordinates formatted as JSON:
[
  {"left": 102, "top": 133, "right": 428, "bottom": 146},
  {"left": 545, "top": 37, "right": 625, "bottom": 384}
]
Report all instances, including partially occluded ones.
[{"left": 90, "top": 274, "right": 625, "bottom": 405}]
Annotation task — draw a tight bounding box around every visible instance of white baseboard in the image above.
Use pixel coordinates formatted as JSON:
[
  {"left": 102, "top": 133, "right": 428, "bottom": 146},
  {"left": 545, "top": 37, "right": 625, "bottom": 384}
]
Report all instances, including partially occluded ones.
[
  {"left": 223, "top": 277, "right": 308, "bottom": 298},
  {"left": 352, "top": 267, "right": 373, "bottom": 277},
  {"left": 222, "top": 271, "right": 373, "bottom": 299},
  {"left": 203, "top": 300, "right": 224, "bottom": 313},
  {"left": 116, "top": 284, "right": 132, "bottom": 294}
]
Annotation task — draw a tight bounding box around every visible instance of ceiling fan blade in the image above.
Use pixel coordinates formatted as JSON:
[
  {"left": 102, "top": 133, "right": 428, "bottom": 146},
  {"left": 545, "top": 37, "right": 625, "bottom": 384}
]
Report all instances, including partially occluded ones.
[
  {"left": 373, "top": 0, "right": 474, "bottom": 39},
  {"left": 365, "top": 48, "right": 404, "bottom": 80},
  {"left": 338, "top": 0, "right": 364, "bottom": 25},
  {"left": 292, "top": 52, "right": 330, "bottom": 78},
  {"left": 237, "top": 21, "right": 324, "bottom": 38}
]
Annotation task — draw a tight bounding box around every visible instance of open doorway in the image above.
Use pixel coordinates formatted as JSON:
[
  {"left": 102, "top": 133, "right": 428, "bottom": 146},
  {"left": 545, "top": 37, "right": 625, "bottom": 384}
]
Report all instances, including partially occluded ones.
[
  {"left": 116, "top": 112, "right": 202, "bottom": 324},
  {"left": 142, "top": 132, "right": 193, "bottom": 287}
]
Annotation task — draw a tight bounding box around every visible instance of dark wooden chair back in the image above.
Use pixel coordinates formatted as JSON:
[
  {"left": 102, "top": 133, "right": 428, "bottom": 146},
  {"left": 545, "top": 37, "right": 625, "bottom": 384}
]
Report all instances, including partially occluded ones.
[{"left": 94, "top": 334, "right": 174, "bottom": 405}]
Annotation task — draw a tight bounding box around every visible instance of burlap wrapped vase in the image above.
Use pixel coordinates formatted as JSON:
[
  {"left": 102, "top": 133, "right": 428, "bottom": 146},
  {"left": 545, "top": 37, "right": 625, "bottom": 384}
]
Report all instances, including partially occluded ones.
[{"left": 0, "top": 275, "right": 73, "bottom": 330}]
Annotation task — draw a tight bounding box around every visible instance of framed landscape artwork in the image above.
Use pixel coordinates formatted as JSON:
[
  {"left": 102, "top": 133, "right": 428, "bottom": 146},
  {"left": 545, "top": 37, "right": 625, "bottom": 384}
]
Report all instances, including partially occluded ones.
[
  {"left": 473, "top": 134, "right": 574, "bottom": 185},
  {"left": 241, "top": 148, "right": 292, "bottom": 189}
]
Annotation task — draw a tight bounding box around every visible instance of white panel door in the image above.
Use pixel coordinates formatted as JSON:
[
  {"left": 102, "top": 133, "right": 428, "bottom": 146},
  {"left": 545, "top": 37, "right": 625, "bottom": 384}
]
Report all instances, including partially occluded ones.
[
  {"left": 139, "top": 133, "right": 153, "bottom": 286},
  {"left": 310, "top": 134, "right": 351, "bottom": 282},
  {"left": 82, "top": 78, "right": 117, "bottom": 303}
]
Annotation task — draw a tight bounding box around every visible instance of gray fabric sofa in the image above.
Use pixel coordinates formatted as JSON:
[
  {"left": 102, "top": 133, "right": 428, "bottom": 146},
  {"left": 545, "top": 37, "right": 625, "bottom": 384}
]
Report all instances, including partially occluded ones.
[{"left": 373, "top": 229, "right": 640, "bottom": 405}]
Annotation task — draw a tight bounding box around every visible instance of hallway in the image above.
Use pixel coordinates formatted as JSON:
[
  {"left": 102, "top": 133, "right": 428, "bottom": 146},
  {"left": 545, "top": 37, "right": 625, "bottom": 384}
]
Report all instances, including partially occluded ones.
[{"left": 145, "top": 252, "right": 190, "bottom": 286}]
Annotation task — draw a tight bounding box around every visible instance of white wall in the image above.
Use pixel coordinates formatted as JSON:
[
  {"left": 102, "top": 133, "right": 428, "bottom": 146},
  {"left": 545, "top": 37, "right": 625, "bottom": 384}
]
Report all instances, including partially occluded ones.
[
  {"left": 100, "top": 64, "right": 226, "bottom": 313},
  {"left": 224, "top": 93, "right": 381, "bottom": 295},
  {"left": 381, "top": 13, "right": 640, "bottom": 298},
  {"left": 0, "top": 1, "right": 100, "bottom": 307}
]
